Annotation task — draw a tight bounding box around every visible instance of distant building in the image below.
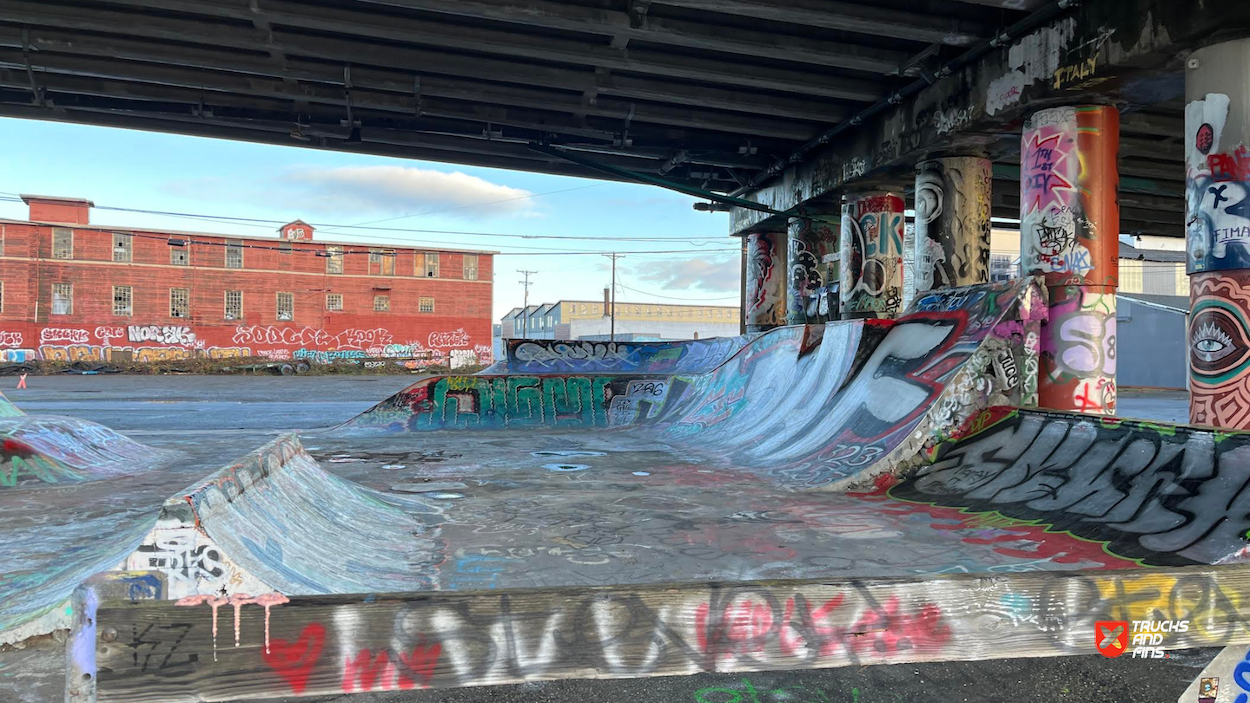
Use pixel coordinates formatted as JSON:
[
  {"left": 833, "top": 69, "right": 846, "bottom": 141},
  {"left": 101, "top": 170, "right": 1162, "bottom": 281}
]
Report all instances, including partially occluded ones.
[
  {"left": 0, "top": 195, "right": 495, "bottom": 366},
  {"left": 500, "top": 299, "right": 741, "bottom": 341}
]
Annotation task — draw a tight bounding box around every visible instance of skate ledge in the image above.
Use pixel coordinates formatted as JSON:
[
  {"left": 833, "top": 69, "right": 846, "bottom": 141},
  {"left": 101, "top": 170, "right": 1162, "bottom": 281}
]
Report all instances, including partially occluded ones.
[{"left": 68, "top": 562, "right": 1250, "bottom": 701}]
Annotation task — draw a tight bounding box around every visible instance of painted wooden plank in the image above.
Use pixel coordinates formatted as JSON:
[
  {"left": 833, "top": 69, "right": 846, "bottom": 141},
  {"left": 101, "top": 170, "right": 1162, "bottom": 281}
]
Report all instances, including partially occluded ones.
[{"left": 93, "top": 564, "right": 1250, "bottom": 701}]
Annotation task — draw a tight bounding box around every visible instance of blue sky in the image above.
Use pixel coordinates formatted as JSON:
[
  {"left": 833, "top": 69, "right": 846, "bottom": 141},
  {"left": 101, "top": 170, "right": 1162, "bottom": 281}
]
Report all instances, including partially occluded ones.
[{"left": 0, "top": 117, "right": 738, "bottom": 321}]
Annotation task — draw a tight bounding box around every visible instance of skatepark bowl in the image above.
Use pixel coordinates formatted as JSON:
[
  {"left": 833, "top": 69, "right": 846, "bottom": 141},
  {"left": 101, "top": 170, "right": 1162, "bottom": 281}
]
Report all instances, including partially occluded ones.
[{"left": 4, "top": 279, "right": 1250, "bottom": 701}]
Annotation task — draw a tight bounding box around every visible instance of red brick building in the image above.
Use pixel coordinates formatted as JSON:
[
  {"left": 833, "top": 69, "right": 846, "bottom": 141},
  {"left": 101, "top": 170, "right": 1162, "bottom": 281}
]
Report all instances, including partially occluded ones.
[{"left": 0, "top": 195, "right": 494, "bottom": 366}]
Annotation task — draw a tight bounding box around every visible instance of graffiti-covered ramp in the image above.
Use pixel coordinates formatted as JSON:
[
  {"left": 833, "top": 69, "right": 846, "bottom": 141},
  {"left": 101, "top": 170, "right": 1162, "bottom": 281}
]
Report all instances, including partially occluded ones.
[
  {"left": 123, "top": 434, "right": 442, "bottom": 599},
  {"left": 0, "top": 411, "right": 177, "bottom": 489},
  {"left": 339, "top": 279, "right": 1047, "bottom": 490}
]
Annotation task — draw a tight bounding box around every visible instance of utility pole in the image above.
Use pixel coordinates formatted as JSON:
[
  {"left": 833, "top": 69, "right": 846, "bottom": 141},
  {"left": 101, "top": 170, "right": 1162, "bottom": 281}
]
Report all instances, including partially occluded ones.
[
  {"left": 518, "top": 269, "right": 537, "bottom": 339},
  {"left": 601, "top": 253, "right": 624, "bottom": 342}
]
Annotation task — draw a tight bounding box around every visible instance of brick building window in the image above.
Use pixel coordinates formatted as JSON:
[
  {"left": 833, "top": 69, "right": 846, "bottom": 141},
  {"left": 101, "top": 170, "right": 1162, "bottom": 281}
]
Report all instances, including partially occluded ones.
[
  {"left": 463, "top": 254, "right": 479, "bottom": 280},
  {"left": 225, "top": 290, "right": 242, "bottom": 320},
  {"left": 326, "top": 294, "right": 343, "bottom": 311},
  {"left": 373, "top": 295, "right": 390, "bottom": 312},
  {"left": 0, "top": 225, "right": 6, "bottom": 256},
  {"left": 419, "top": 252, "right": 439, "bottom": 278},
  {"left": 226, "top": 243, "right": 243, "bottom": 269},
  {"left": 113, "top": 286, "right": 133, "bottom": 316},
  {"left": 280, "top": 241, "right": 293, "bottom": 255},
  {"left": 276, "top": 292, "right": 294, "bottom": 321},
  {"left": 52, "top": 227, "right": 73, "bottom": 259},
  {"left": 326, "top": 246, "right": 343, "bottom": 274},
  {"left": 170, "top": 247, "right": 188, "bottom": 266},
  {"left": 52, "top": 283, "right": 72, "bottom": 315},
  {"left": 170, "top": 288, "right": 190, "bottom": 318},
  {"left": 0, "top": 281, "right": 4, "bottom": 313},
  {"left": 419, "top": 297, "right": 435, "bottom": 313},
  {"left": 113, "top": 233, "right": 133, "bottom": 262},
  {"left": 369, "top": 249, "right": 395, "bottom": 276}
]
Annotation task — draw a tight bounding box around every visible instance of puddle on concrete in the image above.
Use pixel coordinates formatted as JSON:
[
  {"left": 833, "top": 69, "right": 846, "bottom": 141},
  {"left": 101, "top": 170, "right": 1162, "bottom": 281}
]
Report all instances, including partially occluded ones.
[
  {"left": 632, "top": 471, "right": 651, "bottom": 476},
  {"left": 427, "top": 492, "right": 464, "bottom": 500},
  {"left": 531, "top": 450, "right": 607, "bottom": 457},
  {"left": 328, "top": 457, "right": 365, "bottom": 463},
  {"left": 382, "top": 464, "right": 407, "bottom": 470},
  {"left": 543, "top": 463, "right": 589, "bottom": 472}
]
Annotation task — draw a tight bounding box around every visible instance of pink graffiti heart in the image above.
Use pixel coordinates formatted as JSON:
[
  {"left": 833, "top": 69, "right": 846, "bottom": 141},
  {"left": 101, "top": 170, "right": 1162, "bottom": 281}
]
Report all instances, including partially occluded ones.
[{"left": 262, "top": 622, "right": 325, "bottom": 694}]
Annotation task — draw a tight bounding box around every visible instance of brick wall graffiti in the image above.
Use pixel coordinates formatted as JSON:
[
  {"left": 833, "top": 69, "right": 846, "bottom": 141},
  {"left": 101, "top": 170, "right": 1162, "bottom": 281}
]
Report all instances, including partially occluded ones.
[
  {"left": 894, "top": 407, "right": 1250, "bottom": 565},
  {"left": 1190, "top": 272, "right": 1250, "bottom": 427},
  {"left": 913, "top": 158, "right": 992, "bottom": 295},
  {"left": 745, "top": 231, "right": 785, "bottom": 331},
  {"left": 787, "top": 217, "right": 839, "bottom": 324},
  {"left": 840, "top": 192, "right": 904, "bottom": 318},
  {"left": 128, "top": 325, "right": 195, "bottom": 345},
  {"left": 95, "top": 565, "right": 1250, "bottom": 698},
  {"left": 1040, "top": 286, "right": 1116, "bottom": 414}
]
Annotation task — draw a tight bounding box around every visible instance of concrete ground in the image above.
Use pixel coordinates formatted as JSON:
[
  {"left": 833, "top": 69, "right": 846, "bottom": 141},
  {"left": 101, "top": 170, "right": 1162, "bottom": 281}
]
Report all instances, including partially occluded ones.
[{"left": 0, "top": 376, "right": 1209, "bottom": 702}]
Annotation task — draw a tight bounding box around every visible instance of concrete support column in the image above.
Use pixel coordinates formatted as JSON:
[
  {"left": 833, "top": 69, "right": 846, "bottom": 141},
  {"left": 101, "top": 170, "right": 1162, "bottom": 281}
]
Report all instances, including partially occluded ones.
[
  {"left": 786, "top": 214, "right": 840, "bottom": 324},
  {"left": 839, "top": 191, "right": 905, "bottom": 319},
  {"left": 912, "top": 157, "right": 993, "bottom": 296},
  {"left": 1186, "top": 38, "right": 1250, "bottom": 427},
  {"left": 1021, "top": 105, "right": 1120, "bottom": 415},
  {"left": 744, "top": 230, "right": 787, "bottom": 333}
]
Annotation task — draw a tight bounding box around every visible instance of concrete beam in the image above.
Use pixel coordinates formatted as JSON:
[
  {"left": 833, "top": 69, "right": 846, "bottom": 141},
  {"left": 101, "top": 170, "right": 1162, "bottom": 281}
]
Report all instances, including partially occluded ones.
[{"left": 729, "top": 0, "right": 1250, "bottom": 234}]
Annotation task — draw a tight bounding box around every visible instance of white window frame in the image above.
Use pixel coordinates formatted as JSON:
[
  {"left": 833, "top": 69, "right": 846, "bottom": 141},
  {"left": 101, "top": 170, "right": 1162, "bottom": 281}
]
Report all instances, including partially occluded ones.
[
  {"left": 326, "top": 293, "right": 344, "bottom": 311},
  {"left": 463, "top": 254, "right": 479, "bottom": 280},
  {"left": 170, "top": 247, "right": 189, "bottom": 266},
  {"left": 113, "top": 286, "right": 133, "bottom": 317},
  {"left": 170, "top": 288, "right": 190, "bottom": 318},
  {"left": 225, "top": 243, "right": 244, "bottom": 269},
  {"left": 52, "top": 227, "right": 73, "bottom": 260},
  {"left": 326, "top": 246, "right": 343, "bottom": 274},
  {"left": 373, "top": 295, "right": 390, "bottom": 312},
  {"left": 276, "top": 292, "right": 294, "bottom": 321},
  {"left": 418, "top": 296, "right": 435, "bottom": 313},
  {"left": 113, "top": 232, "right": 133, "bottom": 263},
  {"left": 225, "top": 290, "right": 243, "bottom": 320},
  {"left": 52, "top": 283, "right": 72, "bottom": 315},
  {"left": 423, "top": 252, "right": 440, "bottom": 278}
]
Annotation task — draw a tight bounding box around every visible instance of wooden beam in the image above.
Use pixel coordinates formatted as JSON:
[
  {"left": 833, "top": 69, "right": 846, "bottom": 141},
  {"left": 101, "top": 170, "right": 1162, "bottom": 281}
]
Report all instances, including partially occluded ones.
[
  {"left": 2, "top": 1, "right": 884, "bottom": 101},
  {"left": 86, "top": 564, "right": 1250, "bottom": 700},
  {"left": 655, "top": 0, "right": 991, "bottom": 46}
]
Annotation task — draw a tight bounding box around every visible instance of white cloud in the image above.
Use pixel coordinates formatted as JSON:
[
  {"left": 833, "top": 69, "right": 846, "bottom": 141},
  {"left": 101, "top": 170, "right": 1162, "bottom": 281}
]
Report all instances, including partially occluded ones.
[
  {"left": 283, "top": 166, "right": 534, "bottom": 218},
  {"left": 633, "top": 254, "right": 740, "bottom": 293}
]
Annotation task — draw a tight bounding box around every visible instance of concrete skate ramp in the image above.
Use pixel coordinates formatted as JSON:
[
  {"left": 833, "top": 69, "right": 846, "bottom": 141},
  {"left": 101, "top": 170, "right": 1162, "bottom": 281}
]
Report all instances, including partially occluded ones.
[
  {"left": 889, "top": 405, "right": 1250, "bottom": 567},
  {"left": 0, "top": 413, "right": 175, "bottom": 489},
  {"left": 482, "top": 335, "right": 753, "bottom": 375},
  {"left": 123, "top": 434, "right": 444, "bottom": 598},
  {"left": 340, "top": 278, "right": 1046, "bottom": 489}
]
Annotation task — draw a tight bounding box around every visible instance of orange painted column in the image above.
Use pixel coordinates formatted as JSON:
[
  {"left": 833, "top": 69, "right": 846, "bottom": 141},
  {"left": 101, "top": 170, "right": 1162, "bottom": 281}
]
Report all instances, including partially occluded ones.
[{"left": 1020, "top": 105, "right": 1119, "bottom": 414}]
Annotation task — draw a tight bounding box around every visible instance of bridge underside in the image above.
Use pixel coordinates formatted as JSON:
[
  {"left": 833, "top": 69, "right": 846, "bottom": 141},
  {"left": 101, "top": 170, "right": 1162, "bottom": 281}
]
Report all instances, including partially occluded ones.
[{"left": 2, "top": 0, "right": 1232, "bottom": 237}]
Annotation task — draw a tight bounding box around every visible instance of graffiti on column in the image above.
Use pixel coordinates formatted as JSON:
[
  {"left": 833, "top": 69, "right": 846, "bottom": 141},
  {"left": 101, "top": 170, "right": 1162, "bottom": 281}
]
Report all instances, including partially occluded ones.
[
  {"left": 913, "top": 158, "right": 992, "bottom": 295},
  {"left": 745, "top": 232, "right": 785, "bottom": 331},
  {"left": 840, "top": 194, "right": 904, "bottom": 318},
  {"left": 1190, "top": 272, "right": 1250, "bottom": 427},
  {"left": 786, "top": 218, "right": 838, "bottom": 324},
  {"left": 1187, "top": 93, "right": 1250, "bottom": 272},
  {"left": 1040, "top": 286, "right": 1116, "bottom": 414},
  {"left": 1021, "top": 106, "right": 1118, "bottom": 287}
]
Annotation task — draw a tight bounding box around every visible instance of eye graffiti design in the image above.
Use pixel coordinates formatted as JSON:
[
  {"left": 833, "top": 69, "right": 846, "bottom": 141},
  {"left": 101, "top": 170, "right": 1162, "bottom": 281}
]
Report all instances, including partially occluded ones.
[{"left": 1190, "top": 305, "right": 1250, "bottom": 379}]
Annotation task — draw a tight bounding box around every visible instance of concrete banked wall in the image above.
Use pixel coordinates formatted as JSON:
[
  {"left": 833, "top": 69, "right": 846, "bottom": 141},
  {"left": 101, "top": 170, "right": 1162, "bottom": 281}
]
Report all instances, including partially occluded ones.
[{"left": 342, "top": 278, "right": 1046, "bottom": 490}]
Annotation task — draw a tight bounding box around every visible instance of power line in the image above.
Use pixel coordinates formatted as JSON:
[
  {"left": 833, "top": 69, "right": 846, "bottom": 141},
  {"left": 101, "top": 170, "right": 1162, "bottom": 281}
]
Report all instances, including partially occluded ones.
[{"left": 0, "top": 194, "right": 725, "bottom": 243}]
